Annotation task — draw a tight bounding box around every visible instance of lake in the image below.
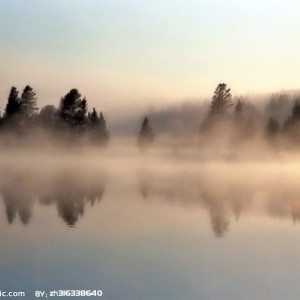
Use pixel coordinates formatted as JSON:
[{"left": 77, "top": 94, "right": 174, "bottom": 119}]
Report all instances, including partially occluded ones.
[{"left": 0, "top": 149, "right": 300, "bottom": 299}]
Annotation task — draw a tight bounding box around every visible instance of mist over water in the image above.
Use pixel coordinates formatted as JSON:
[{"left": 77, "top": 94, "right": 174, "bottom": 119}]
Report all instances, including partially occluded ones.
[
  {"left": 2, "top": 85, "right": 300, "bottom": 299},
  {"left": 1, "top": 140, "right": 300, "bottom": 230},
  {"left": 1, "top": 141, "right": 300, "bottom": 299}
]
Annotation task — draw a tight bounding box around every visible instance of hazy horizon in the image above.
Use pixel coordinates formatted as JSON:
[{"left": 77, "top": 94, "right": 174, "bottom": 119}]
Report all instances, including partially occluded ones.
[{"left": 2, "top": 0, "right": 300, "bottom": 119}]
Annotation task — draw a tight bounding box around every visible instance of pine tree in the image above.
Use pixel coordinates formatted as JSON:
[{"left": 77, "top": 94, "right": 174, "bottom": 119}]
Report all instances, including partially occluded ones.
[
  {"left": 98, "top": 112, "right": 109, "bottom": 146},
  {"left": 231, "top": 99, "right": 246, "bottom": 143},
  {"left": 5, "top": 86, "right": 21, "bottom": 118},
  {"left": 20, "top": 85, "right": 38, "bottom": 121},
  {"left": 88, "top": 108, "right": 109, "bottom": 146},
  {"left": 89, "top": 108, "right": 98, "bottom": 127},
  {"left": 137, "top": 116, "right": 154, "bottom": 151},
  {"left": 210, "top": 83, "right": 233, "bottom": 117},
  {"left": 200, "top": 83, "right": 233, "bottom": 134},
  {"left": 234, "top": 99, "right": 243, "bottom": 121}
]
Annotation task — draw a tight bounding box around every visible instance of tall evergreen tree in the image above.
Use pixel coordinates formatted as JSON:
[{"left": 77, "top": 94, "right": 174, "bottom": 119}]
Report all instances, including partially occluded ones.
[
  {"left": 5, "top": 86, "right": 21, "bottom": 118},
  {"left": 98, "top": 112, "right": 109, "bottom": 145},
  {"left": 88, "top": 108, "right": 109, "bottom": 146},
  {"left": 200, "top": 83, "right": 233, "bottom": 134},
  {"left": 20, "top": 85, "right": 38, "bottom": 121},
  {"left": 231, "top": 99, "right": 246, "bottom": 143},
  {"left": 89, "top": 108, "right": 99, "bottom": 127},
  {"left": 234, "top": 99, "right": 243, "bottom": 121},
  {"left": 210, "top": 83, "right": 233, "bottom": 117},
  {"left": 137, "top": 116, "right": 154, "bottom": 151}
]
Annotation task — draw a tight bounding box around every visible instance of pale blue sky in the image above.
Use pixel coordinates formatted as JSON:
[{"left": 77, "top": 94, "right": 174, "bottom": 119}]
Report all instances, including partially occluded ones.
[{"left": 1, "top": 0, "right": 300, "bottom": 113}]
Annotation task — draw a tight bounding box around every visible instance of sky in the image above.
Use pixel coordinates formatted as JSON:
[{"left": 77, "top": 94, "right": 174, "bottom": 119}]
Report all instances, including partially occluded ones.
[{"left": 1, "top": 0, "right": 300, "bottom": 117}]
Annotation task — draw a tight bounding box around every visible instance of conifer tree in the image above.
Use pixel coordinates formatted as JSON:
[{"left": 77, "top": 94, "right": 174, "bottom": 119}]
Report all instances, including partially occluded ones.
[
  {"left": 89, "top": 108, "right": 98, "bottom": 127},
  {"left": 59, "top": 89, "right": 81, "bottom": 123},
  {"left": 74, "top": 97, "right": 88, "bottom": 131},
  {"left": 137, "top": 116, "right": 154, "bottom": 151},
  {"left": 88, "top": 108, "right": 109, "bottom": 146},
  {"left": 234, "top": 99, "right": 243, "bottom": 121},
  {"left": 98, "top": 112, "right": 109, "bottom": 145},
  {"left": 210, "top": 83, "right": 233, "bottom": 117},
  {"left": 59, "top": 89, "right": 88, "bottom": 132},
  {"left": 200, "top": 83, "right": 233, "bottom": 134},
  {"left": 20, "top": 85, "right": 38, "bottom": 121},
  {"left": 5, "top": 86, "right": 21, "bottom": 118}
]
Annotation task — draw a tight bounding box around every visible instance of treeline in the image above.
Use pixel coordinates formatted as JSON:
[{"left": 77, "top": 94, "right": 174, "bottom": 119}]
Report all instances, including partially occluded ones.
[
  {"left": 2, "top": 83, "right": 300, "bottom": 151},
  {"left": 0, "top": 86, "right": 110, "bottom": 146},
  {"left": 198, "top": 83, "right": 300, "bottom": 150},
  {"left": 0, "top": 85, "right": 156, "bottom": 150}
]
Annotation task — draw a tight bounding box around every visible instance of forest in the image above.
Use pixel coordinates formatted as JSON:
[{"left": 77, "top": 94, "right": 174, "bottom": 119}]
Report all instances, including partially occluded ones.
[{"left": 1, "top": 83, "right": 300, "bottom": 152}]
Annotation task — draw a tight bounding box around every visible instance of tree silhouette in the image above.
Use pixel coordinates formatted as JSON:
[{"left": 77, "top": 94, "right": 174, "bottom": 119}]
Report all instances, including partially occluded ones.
[
  {"left": 265, "top": 94, "right": 292, "bottom": 125},
  {"left": 282, "top": 99, "right": 300, "bottom": 142},
  {"left": 38, "top": 105, "right": 58, "bottom": 127},
  {"left": 200, "top": 83, "right": 233, "bottom": 135},
  {"left": 231, "top": 99, "right": 246, "bottom": 145},
  {"left": 137, "top": 116, "right": 154, "bottom": 151},
  {"left": 5, "top": 86, "right": 21, "bottom": 118},
  {"left": 59, "top": 89, "right": 81, "bottom": 120},
  {"left": 73, "top": 97, "right": 88, "bottom": 131},
  {"left": 20, "top": 85, "right": 38, "bottom": 121},
  {"left": 99, "top": 113, "right": 109, "bottom": 142},
  {"left": 234, "top": 99, "right": 243, "bottom": 121},
  {"left": 291, "top": 99, "right": 300, "bottom": 124},
  {"left": 89, "top": 108, "right": 98, "bottom": 127},
  {"left": 210, "top": 83, "right": 233, "bottom": 117},
  {"left": 231, "top": 99, "right": 260, "bottom": 144},
  {"left": 59, "top": 89, "right": 88, "bottom": 131},
  {"left": 88, "top": 108, "right": 110, "bottom": 146}
]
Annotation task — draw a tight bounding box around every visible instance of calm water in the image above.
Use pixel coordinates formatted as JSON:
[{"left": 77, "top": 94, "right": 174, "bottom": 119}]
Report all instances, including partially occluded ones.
[{"left": 0, "top": 151, "right": 300, "bottom": 299}]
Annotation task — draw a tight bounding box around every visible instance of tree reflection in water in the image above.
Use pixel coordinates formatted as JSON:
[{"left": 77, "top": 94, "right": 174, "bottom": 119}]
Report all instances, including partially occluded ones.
[
  {"left": 138, "top": 167, "right": 300, "bottom": 237},
  {"left": 2, "top": 163, "right": 300, "bottom": 234},
  {"left": 0, "top": 167, "right": 106, "bottom": 226}
]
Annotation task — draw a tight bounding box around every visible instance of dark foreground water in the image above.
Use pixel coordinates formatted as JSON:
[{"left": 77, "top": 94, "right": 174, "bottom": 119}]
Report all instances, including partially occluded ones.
[{"left": 0, "top": 152, "right": 300, "bottom": 300}]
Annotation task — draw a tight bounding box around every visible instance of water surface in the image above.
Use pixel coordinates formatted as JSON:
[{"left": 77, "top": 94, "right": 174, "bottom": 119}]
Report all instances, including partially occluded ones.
[{"left": 0, "top": 151, "right": 300, "bottom": 299}]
